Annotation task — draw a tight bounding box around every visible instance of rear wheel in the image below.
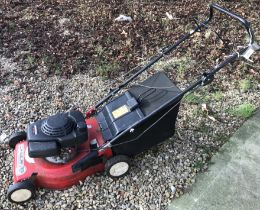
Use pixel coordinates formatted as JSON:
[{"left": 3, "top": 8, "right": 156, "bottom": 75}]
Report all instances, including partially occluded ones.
[
  {"left": 7, "top": 179, "right": 36, "bottom": 204},
  {"left": 8, "top": 131, "right": 27, "bottom": 149},
  {"left": 105, "top": 155, "right": 130, "bottom": 178}
]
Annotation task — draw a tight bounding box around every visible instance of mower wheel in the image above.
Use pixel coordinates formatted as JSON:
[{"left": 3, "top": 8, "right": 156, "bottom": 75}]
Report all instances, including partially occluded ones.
[
  {"left": 9, "top": 131, "right": 27, "bottom": 149},
  {"left": 7, "top": 179, "right": 36, "bottom": 204},
  {"left": 105, "top": 155, "right": 130, "bottom": 178}
]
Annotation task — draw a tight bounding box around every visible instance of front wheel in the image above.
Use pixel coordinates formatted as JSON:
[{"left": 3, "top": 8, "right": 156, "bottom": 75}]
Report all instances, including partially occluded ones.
[
  {"left": 8, "top": 131, "right": 27, "bottom": 149},
  {"left": 7, "top": 179, "right": 36, "bottom": 203},
  {"left": 105, "top": 155, "right": 131, "bottom": 178}
]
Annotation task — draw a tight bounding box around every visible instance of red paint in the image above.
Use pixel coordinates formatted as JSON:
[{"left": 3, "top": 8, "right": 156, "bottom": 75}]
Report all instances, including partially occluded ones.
[
  {"left": 12, "top": 117, "right": 113, "bottom": 189},
  {"left": 86, "top": 107, "right": 96, "bottom": 118}
]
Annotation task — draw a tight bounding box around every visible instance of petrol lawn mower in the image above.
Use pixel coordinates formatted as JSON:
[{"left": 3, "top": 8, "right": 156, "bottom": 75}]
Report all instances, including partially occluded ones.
[{"left": 7, "top": 4, "right": 259, "bottom": 203}]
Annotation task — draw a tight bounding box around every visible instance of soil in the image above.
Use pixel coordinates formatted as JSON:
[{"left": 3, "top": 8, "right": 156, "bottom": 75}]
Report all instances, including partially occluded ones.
[{"left": 1, "top": 0, "right": 259, "bottom": 81}]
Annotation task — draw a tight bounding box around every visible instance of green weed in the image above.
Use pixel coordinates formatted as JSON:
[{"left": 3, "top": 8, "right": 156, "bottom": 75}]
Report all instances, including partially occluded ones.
[
  {"left": 229, "top": 103, "right": 256, "bottom": 118},
  {"left": 191, "top": 107, "right": 204, "bottom": 117},
  {"left": 5, "top": 79, "right": 12, "bottom": 85},
  {"left": 212, "top": 91, "right": 224, "bottom": 101},
  {"left": 42, "top": 56, "right": 50, "bottom": 65},
  {"left": 214, "top": 133, "right": 229, "bottom": 144},
  {"left": 95, "top": 45, "right": 104, "bottom": 56},
  {"left": 175, "top": 57, "right": 189, "bottom": 76},
  {"left": 184, "top": 93, "right": 201, "bottom": 104},
  {"left": 54, "top": 63, "right": 62, "bottom": 75},
  {"left": 96, "top": 61, "right": 119, "bottom": 77},
  {"left": 184, "top": 92, "right": 209, "bottom": 104},
  {"left": 239, "top": 79, "right": 251, "bottom": 92},
  {"left": 27, "top": 55, "right": 35, "bottom": 66}
]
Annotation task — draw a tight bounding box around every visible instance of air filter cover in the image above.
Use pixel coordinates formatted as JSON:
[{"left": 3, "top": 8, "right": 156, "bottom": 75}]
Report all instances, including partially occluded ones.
[
  {"left": 41, "top": 113, "right": 75, "bottom": 137},
  {"left": 27, "top": 110, "right": 88, "bottom": 158}
]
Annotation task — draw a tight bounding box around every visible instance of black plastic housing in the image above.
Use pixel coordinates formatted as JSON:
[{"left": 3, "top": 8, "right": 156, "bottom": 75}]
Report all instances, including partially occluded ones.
[
  {"left": 96, "top": 92, "right": 144, "bottom": 141},
  {"left": 27, "top": 110, "right": 88, "bottom": 158},
  {"left": 97, "top": 72, "right": 182, "bottom": 156}
]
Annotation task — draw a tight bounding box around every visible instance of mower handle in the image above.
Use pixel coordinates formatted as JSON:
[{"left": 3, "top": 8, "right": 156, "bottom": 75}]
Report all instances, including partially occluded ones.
[{"left": 207, "top": 3, "right": 254, "bottom": 44}]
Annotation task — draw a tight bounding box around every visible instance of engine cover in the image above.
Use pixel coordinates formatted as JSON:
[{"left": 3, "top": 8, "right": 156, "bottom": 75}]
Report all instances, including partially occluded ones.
[{"left": 27, "top": 110, "right": 88, "bottom": 158}]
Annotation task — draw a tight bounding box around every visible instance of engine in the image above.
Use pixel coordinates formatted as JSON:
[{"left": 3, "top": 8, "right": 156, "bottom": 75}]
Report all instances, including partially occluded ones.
[{"left": 27, "top": 110, "right": 88, "bottom": 158}]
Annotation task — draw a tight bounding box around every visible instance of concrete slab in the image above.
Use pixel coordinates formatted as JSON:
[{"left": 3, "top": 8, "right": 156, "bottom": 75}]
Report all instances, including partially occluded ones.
[{"left": 168, "top": 110, "right": 260, "bottom": 210}]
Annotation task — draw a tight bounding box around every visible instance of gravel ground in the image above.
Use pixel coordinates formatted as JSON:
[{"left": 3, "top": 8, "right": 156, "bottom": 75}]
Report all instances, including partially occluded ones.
[{"left": 1, "top": 53, "right": 260, "bottom": 209}]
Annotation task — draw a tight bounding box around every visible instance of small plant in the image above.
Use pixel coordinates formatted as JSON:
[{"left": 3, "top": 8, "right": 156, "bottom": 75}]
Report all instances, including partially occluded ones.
[
  {"left": 176, "top": 61, "right": 186, "bottom": 75},
  {"left": 95, "top": 45, "right": 104, "bottom": 56},
  {"left": 184, "top": 92, "right": 209, "bottom": 104},
  {"left": 184, "top": 93, "right": 201, "bottom": 104},
  {"left": 214, "top": 133, "right": 229, "bottom": 144},
  {"left": 175, "top": 57, "right": 189, "bottom": 76},
  {"left": 193, "top": 160, "right": 205, "bottom": 171},
  {"left": 54, "top": 63, "right": 62, "bottom": 75},
  {"left": 212, "top": 91, "right": 224, "bottom": 101},
  {"left": 239, "top": 79, "right": 251, "bottom": 92},
  {"left": 191, "top": 107, "right": 204, "bottom": 116},
  {"left": 5, "top": 79, "right": 12, "bottom": 85},
  {"left": 229, "top": 103, "right": 256, "bottom": 118},
  {"left": 96, "top": 61, "right": 119, "bottom": 78},
  {"left": 42, "top": 55, "right": 50, "bottom": 65},
  {"left": 27, "top": 55, "right": 35, "bottom": 66},
  {"left": 153, "top": 58, "right": 177, "bottom": 71}
]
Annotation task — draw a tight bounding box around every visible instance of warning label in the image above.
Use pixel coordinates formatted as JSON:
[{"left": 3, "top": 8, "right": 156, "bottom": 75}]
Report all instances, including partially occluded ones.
[{"left": 112, "top": 105, "right": 130, "bottom": 119}]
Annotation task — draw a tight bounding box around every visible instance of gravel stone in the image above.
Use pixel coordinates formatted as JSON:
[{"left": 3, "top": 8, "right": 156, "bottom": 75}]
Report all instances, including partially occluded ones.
[{"left": 1, "top": 53, "right": 260, "bottom": 210}]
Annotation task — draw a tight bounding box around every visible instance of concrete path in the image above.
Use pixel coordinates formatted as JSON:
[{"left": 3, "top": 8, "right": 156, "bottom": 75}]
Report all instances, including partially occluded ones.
[{"left": 168, "top": 110, "right": 260, "bottom": 210}]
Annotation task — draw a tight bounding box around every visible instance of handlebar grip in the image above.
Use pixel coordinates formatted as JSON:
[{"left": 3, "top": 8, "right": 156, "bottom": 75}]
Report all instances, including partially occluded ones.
[{"left": 208, "top": 3, "right": 254, "bottom": 44}]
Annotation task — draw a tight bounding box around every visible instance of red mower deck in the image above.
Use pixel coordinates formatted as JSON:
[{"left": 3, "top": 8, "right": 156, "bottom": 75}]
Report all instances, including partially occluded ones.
[{"left": 13, "top": 118, "right": 112, "bottom": 189}]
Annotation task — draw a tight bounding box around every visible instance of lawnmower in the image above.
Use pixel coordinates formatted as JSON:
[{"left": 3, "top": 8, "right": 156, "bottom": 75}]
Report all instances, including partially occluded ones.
[{"left": 7, "top": 4, "right": 259, "bottom": 203}]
